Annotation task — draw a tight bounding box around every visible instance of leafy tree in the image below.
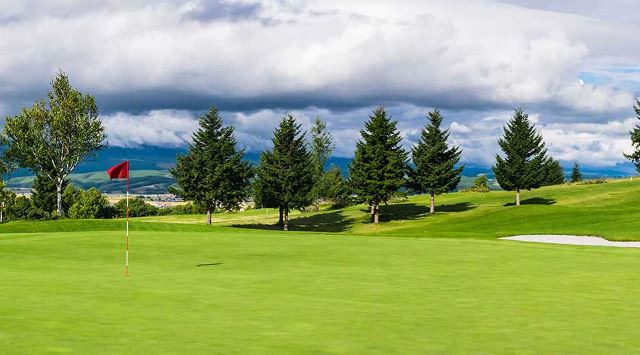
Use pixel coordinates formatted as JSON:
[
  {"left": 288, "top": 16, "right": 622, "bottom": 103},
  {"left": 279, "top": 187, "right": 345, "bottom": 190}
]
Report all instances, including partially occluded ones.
[
  {"left": 0, "top": 182, "right": 15, "bottom": 223},
  {"left": 309, "top": 116, "right": 335, "bottom": 202},
  {"left": 62, "top": 184, "right": 82, "bottom": 213},
  {"left": 349, "top": 107, "right": 408, "bottom": 223},
  {"left": 31, "top": 174, "right": 69, "bottom": 218},
  {"left": 170, "top": 107, "right": 252, "bottom": 225},
  {"left": 318, "top": 166, "right": 351, "bottom": 207},
  {"left": 492, "top": 108, "right": 548, "bottom": 206},
  {"left": 8, "top": 196, "right": 33, "bottom": 220},
  {"left": 541, "top": 158, "right": 564, "bottom": 186},
  {"left": 115, "top": 197, "right": 158, "bottom": 218},
  {"left": 624, "top": 100, "right": 640, "bottom": 171},
  {"left": 571, "top": 161, "right": 583, "bottom": 183},
  {"left": 3, "top": 72, "right": 106, "bottom": 216},
  {"left": 473, "top": 175, "right": 490, "bottom": 192},
  {"left": 409, "top": 109, "right": 463, "bottom": 213},
  {"left": 68, "top": 188, "right": 113, "bottom": 219},
  {"left": 255, "top": 115, "right": 315, "bottom": 231}
]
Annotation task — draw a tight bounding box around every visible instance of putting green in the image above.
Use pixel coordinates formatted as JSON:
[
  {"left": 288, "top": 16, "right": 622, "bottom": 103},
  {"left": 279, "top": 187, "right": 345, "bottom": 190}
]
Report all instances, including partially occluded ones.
[{"left": 2, "top": 229, "right": 640, "bottom": 353}]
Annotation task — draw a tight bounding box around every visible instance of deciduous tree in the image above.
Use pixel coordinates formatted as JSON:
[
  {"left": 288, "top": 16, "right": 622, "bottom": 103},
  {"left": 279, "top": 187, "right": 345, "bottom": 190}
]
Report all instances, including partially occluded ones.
[{"left": 3, "top": 72, "right": 105, "bottom": 216}]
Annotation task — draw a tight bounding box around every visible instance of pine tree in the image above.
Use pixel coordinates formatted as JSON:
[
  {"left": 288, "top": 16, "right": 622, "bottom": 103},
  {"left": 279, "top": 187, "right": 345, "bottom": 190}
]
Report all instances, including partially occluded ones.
[
  {"left": 349, "top": 107, "right": 408, "bottom": 223},
  {"left": 541, "top": 158, "right": 564, "bottom": 186},
  {"left": 170, "top": 107, "right": 253, "bottom": 225},
  {"left": 571, "top": 161, "right": 583, "bottom": 183},
  {"left": 409, "top": 109, "right": 463, "bottom": 213},
  {"left": 492, "top": 108, "right": 548, "bottom": 206},
  {"left": 624, "top": 100, "right": 640, "bottom": 171},
  {"left": 309, "top": 116, "right": 335, "bottom": 203},
  {"left": 255, "top": 115, "right": 315, "bottom": 231}
]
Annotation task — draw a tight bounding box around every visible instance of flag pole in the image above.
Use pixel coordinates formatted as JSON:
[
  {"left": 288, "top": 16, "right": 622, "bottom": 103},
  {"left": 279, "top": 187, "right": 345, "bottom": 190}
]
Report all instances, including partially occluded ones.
[{"left": 125, "top": 162, "right": 129, "bottom": 277}]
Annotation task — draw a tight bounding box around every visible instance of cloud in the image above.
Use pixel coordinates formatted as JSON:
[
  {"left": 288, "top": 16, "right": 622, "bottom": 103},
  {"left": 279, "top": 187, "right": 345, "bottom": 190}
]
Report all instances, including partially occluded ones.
[{"left": 0, "top": 0, "right": 639, "bottom": 168}]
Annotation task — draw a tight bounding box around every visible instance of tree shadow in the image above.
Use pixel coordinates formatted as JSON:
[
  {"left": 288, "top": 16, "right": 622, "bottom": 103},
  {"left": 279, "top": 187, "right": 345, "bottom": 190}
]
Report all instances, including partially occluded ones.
[
  {"left": 364, "top": 202, "right": 475, "bottom": 223},
  {"left": 504, "top": 197, "right": 556, "bottom": 207},
  {"left": 231, "top": 210, "right": 352, "bottom": 233}
]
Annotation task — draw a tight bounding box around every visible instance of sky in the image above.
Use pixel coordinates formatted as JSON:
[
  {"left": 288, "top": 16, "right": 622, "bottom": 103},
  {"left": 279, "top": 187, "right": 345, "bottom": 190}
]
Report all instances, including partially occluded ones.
[{"left": 1, "top": 0, "right": 639, "bottom": 167}]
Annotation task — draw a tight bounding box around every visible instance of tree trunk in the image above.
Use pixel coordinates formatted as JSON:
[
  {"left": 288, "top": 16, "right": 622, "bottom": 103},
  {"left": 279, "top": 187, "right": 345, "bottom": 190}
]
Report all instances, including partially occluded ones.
[
  {"left": 0, "top": 206, "right": 3, "bottom": 223},
  {"left": 373, "top": 203, "right": 379, "bottom": 224},
  {"left": 283, "top": 207, "right": 289, "bottom": 231},
  {"left": 56, "top": 180, "right": 63, "bottom": 217},
  {"left": 370, "top": 204, "right": 375, "bottom": 215},
  {"left": 206, "top": 208, "right": 212, "bottom": 226},
  {"left": 430, "top": 192, "right": 435, "bottom": 214},
  {"left": 278, "top": 207, "right": 284, "bottom": 226},
  {"left": 516, "top": 188, "right": 520, "bottom": 206}
]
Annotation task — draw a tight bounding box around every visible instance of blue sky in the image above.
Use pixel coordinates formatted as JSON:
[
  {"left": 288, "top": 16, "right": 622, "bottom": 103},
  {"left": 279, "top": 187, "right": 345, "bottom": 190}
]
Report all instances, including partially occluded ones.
[{"left": 0, "top": 0, "right": 638, "bottom": 167}]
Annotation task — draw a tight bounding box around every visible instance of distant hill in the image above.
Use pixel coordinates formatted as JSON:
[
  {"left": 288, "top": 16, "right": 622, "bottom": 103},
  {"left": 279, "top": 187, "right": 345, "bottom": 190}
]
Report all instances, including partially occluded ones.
[{"left": 5, "top": 145, "right": 637, "bottom": 193}]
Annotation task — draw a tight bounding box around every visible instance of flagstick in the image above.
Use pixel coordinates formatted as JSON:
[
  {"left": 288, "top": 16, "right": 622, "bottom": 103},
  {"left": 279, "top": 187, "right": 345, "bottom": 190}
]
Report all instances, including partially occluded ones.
[{"left": 125, "top": 172, "right": 129, "bottom": 277}]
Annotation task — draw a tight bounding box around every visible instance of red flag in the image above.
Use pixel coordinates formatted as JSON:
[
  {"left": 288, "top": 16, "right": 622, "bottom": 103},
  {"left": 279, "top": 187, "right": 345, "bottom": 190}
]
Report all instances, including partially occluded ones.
[{"left": 107, "top": 161, "right": 129, "bottom": 179}]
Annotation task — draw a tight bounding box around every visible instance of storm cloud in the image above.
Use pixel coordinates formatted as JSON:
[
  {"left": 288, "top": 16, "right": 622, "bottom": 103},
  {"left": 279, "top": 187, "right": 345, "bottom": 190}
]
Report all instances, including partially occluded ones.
[{"left": 1, "top": 0, "right": 638, "bottom": 167}]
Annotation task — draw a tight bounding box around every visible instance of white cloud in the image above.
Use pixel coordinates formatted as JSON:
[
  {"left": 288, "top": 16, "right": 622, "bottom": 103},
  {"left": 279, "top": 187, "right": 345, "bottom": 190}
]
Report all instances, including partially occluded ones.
[{"left": 103, "top": 110, "right": 199, "bottom": 147}]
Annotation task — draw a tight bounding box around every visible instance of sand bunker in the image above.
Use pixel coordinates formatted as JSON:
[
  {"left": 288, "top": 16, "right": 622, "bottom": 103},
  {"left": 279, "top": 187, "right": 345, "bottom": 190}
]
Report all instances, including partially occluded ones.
[{"left": 501, "top": 235, "right": 640, "bottom": 248}]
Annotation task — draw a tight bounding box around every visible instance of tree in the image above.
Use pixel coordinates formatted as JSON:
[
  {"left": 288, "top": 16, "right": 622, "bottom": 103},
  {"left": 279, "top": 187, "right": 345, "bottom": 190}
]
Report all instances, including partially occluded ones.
[
  {"left": 349, "top": 107, "right": 408, "bottom": 223},
  {"left": 409, "top": 109, "right": 463, "bottom": 213},
  {"left": 624, "top": 100, "right": 640, "bottom": 171},
  {"left": 3, "top": 72, "right": 106, "bottom": 216},
  {"left": 492, "top": 108, "right": 548, "bottom": 206},
  {"left": 31, "top": 174, "right": 69, "bottom": 218},
  {"left": 170, "top": 107, "right": 252, "bottom": 225},
  {"left": 571, "top": 161, "right": 583, "bottom": 183},
  {"left": 318, "top": 166, "right": 351, "bottom": 207},
  {"left": 255, "top": 115, "right": 315, "bottom": 231},
  {"left": 0, "top": 182, "right": 15, "bottom": 223},
  {"left": 68, "top": 188, "right": 114, "bottom": 219},
  {"left": 473, "top": 175, "right": 490, "bottom": 192},
  {"left": 541, "top": 158, "right": 564, "bottom": 186},
  {"left": 62, "top": 184, "right": 82, "bottom": 213},
  {"left": 115, "top": 197, "right": 158, "bottom": 218},
  {"left": 309, "top": 116, "right": 335, "bottom": 202}
]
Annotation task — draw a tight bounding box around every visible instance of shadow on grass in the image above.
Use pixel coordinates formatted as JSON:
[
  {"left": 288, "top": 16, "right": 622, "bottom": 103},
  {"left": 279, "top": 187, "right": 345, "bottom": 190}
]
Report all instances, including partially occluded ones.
[
  {"left": 231, "top": 210, "right": 351, "bottom": 233},
  {"left": 504, "top": 197, "right": 556, "bottom": 207},
  {"left": 361, "top": 202, "right": 475, "bottom": 223},
  {"left": 196, "top": 262, "right": 223, "bottom": 267}
]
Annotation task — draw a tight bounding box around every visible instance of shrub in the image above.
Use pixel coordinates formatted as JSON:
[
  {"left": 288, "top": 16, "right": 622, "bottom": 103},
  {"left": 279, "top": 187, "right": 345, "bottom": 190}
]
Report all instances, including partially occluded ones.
[
  {"left": 472, "top": 175, "right": 490, "bottom": 192},
  {"left": 114, "top": 197, "right": 158, "bottom": 218},
  {"left": 68, "top": 188, "right": 114, "bottom": 219},
  {"left": 7, "top": 196, "right": 32, "bottom": 220}
]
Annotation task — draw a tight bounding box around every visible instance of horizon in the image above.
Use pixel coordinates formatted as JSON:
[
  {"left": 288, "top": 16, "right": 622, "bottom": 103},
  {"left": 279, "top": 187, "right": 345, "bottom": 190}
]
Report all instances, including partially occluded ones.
[{"left": 1, "top": 1, "right": 639, "bottom": 169}]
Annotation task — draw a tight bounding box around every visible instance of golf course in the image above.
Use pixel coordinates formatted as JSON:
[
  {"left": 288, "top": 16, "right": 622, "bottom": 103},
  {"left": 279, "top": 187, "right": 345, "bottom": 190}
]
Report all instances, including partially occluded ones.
[{"left": 2, "top": 179, "right": 640, "bottom": 353}]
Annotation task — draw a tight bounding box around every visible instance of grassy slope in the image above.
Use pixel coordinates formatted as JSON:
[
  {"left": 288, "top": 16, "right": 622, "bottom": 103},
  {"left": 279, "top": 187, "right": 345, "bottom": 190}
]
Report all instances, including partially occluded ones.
[{"left": 2, "top": 180, "right": 640, "bottom": 353}]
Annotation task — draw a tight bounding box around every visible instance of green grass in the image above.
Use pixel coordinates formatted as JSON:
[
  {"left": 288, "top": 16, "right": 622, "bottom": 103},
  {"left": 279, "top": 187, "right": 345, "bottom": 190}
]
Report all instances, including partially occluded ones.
[{"left": 2, "top": 179, "right": 640, "bottom": 353}]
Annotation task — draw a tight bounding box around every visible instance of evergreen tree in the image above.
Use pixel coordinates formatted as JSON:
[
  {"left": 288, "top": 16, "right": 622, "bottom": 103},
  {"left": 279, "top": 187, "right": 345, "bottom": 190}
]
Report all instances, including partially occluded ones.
[
  {"left": 409, "top": 109, "right": 463, "bottom": 213},
  {"left": 349, "top": 107, "right": 408, "bottom": 223},
  {"left": 624, "top": 100, "right": 640, "bottom": 171},
  {"left": 170, "top": 107, "right": 253, "bottom": 225},
  {"left": 492, "top": 108, "right": 548, "bottom": 206},
  {"left": 571, "top": 161, "right": 583, "bottom": 183},
  {"left": 309, "top": 116, "right": 335, "bottom": 203},
  {"left": 255, "top": 115, "right": 315, "bottom": 231},
  {"left": 541, "top": 158, "right": 564, "bottom": 186}
]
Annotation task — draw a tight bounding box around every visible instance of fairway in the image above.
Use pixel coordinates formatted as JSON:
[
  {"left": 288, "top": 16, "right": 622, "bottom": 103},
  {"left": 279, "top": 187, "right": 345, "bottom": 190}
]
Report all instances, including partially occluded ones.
[
  {"left": 2, "top": 229, "right": 640, "bottom": 353},
  {"left": 3, "top": 181, "right": 640, "bottom": 353}
]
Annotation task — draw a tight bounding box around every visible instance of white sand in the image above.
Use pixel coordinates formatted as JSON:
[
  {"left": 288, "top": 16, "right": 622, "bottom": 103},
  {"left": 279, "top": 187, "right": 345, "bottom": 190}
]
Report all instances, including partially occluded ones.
[{"left": 501, "top": 235, "right": 640, "bottom": 248}]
